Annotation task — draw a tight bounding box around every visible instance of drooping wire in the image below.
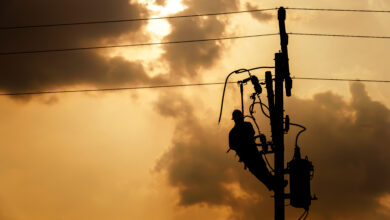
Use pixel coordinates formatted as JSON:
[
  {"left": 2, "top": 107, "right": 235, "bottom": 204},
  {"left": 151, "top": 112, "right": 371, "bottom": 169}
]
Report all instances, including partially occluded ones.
[
  {"left": 304, "top": 210, "right": 309, "bottom": 220},
  {"left": 289, "top": 122, "right": 307, "bottom": 148},
  {"left": 250, "top": 99, "right": 270, "bottom": 118},
  {"left": 249, "top": 102, "right": 270, "bottom": 119},
  {"left": 218, "top": 68, "right": 275, "bottom": 170},
  {"left": 298, "top": 210, "right": 306, "bottom": 220},
  {"left": 246, "top": 99, "right": 261, "bottom": 136},
  {"left": 246, "top": 70, "right": 275, "bottom": 172},
  {"left": 251, "top": 103, "right": 274, "bottom": 172},
  {"left": 219, "top": 70, "right": 240, "bottom": 124},
  {"left": 298, "top": 209, "right": 309, "bottom": 220},
  {"left": 217, "top": 66, "right": 274, "bottom": 124},
  {"left": 258, "top": 97, "right": 271, "bottom": 118},
  {"left": 245, "top": 70, "right": 262, "bottom": 134},
  {"left": 247, "top": 111, "right": 275, "bottom": 172},
  {"left": 263, "top": 148, "right": 275, "bottom": 172}
]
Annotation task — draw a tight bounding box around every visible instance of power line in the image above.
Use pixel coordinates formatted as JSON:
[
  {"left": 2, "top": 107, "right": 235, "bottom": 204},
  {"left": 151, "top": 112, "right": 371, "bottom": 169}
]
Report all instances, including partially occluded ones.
[
  {"left": 290, "top": 32, "right": 390, "bottom": 39},
  {"left": 3, "top": 32, "right": 390, "bottom": 56},
  {"left": 0, "top": 8, "right": 277, "bottom": 31},
  {"left": 2, "top": 7, "right": 390, "bottom": 31},
  {"left": 286, "top": 7, "right": 390, "bottom": 13},
  {"left": 0, "top": 33, "right": 278, "bottom": 55},
  {"left": 1, "top": 77, "right": 389, "bottom": 96},
  {"left": 0, "top": 82, "right": 235, "bottom": 96},
  {"left": 293, "top": 77, "right": 390, "bottom": 83}
]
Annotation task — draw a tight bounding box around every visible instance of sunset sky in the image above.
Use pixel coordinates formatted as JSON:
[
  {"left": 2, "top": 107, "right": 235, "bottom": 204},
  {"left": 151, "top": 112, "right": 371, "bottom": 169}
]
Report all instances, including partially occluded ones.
[{"left": 1, "top": 0, "right": 390, "bottom": 219}]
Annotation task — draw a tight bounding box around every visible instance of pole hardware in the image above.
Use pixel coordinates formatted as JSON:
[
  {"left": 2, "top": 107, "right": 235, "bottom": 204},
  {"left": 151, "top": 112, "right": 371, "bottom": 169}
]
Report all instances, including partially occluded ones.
[{"left": 218, "top": 7, "right": 316, "bottom": 220}]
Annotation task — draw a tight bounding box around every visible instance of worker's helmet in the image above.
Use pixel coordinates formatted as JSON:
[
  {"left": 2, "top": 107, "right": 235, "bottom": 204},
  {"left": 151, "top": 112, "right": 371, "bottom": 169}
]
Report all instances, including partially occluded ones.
[{"left": 232, "top": 109, "right": 243, "bottom": 120}]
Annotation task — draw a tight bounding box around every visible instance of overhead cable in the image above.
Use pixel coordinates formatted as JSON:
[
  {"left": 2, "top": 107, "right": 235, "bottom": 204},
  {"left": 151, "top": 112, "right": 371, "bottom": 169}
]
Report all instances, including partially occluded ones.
[
  {"left": 293, "top": 77, "right": 390, "bottom": 83},
  {"left": 2, "top": 7, "right": 390, "bottom": 31},
  {"left": 0, "top": 33, "right": 278, "bottom": 55},
  {"left": 0, "top": 77, "right": 389, "bottom": 96},
  {"left": 287, "top": 7, "right": 390, "bottom": 13},
  {"left": 3, "top": 32, "right": 390, "bottom": 56},
  {"left": 0, "top": 82, "right": 235, "bottom": 96},
  {"left": 290, "top": 32, "right": 390, "bottom": 39},
  {"left": 0, "top": 8, "right": 277, "bottom": 30}
]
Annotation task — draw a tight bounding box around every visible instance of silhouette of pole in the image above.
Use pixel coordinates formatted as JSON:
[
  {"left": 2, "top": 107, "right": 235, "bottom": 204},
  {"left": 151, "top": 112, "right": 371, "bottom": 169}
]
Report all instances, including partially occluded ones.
[
  {"left": 278, "top": 7, "right": 292, "bottom": 97},
  {"left": 273, "top": 7, "right": 291, "bottom": 220},
  {"left": 274, "top": 52, "right": 285, "bottom": 220}
]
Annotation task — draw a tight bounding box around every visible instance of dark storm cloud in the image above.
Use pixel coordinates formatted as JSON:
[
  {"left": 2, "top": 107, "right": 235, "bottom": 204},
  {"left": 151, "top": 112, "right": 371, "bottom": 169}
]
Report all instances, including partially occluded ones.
[
  {"left": 0, "top": 0, "right": 162, "bottom": 95},
  {"left": 154, "top": 91, "right": 275, "bottom": 220},
  {"left": 246, "top": 2, "right": 273, "bottom": 22},
  {"left": 0, "top": 52, "right": 162, "bottom": 91},
  {"left": 161, "top": 0, "right": 239, "bottom": 79},
  {"left": 288, "top": 83, "right": 390, "bottom": 218},
  {"left": 156, "top": 83, "right": 390, "bottom": 219},
  {"left": 154, "top": 93, "right": 237, "bottom": 206},
  {"left": 0, "top": 0, "right": 148, "bottom": 48}
]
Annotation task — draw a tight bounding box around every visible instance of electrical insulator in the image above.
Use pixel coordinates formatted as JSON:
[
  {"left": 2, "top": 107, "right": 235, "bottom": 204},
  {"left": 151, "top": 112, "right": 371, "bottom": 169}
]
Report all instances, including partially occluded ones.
[
  {"left": 287, "top": 147, "right": 314, "bottom": 210},
  {"left": 250, "top": 75, "right": 262, "bottom": 94}
]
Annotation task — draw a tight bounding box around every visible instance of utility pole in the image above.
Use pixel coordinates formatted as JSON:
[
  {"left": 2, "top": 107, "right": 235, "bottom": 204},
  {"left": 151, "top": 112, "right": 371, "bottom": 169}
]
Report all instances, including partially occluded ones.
[
  {"left": 273, "top": 52, "right": 285, "bottom": 220},
  {"left": 267, "top": 7, "right": 292, "bottom": 220},
  {"left": 219, "top": 7, "right": 314, "bottom": 220}
]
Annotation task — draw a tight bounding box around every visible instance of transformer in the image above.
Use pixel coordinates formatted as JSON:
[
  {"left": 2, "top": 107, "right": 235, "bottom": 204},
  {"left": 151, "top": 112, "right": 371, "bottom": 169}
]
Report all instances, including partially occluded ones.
[{"left": 287, "top": 147, "right": 314, "bottom": 210}]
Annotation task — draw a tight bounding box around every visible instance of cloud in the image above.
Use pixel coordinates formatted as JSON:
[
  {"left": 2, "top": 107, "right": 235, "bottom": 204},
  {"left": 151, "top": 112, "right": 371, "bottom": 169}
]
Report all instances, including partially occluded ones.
[
  {"left": 154, "top": 0, "right": 168, "bottom": 6},
  {"left": 160, "top": 0, "right": 239, "bottom": 79},
  {"left": 0, "top": 0, "right": 245, "bottom": 100},
  {"left": 0, "top": 0, "right": 148, "bottom": 46},
  {"left": 0, "top": 0, "right": 164, "bottom": 98},
  {"left": 155, "top": 82, "right": 390, "bottom": 219},
  {"left": 246, "top": 2, "right": 273, "bottom": 22},
  {"left": 154, "top": 91, "right": 275, "bottom": 219},
  {"left": 289, "top": 83, "right": 390, "bottom": 218}
]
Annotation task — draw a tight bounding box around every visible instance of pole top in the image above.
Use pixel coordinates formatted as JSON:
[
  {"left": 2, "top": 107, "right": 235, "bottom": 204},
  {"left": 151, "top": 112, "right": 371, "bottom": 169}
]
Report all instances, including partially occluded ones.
[{"left": 278, "top": 7, "right": 286, "bottom": 21}]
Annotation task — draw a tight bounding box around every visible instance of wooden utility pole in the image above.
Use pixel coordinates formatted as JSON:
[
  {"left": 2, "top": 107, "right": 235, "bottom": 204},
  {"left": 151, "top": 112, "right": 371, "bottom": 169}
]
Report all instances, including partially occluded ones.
[
  {"left": 273, "top": 52, "right": 285, "bottom": 220},
  {"left": 268, "top": 7, "right": 292, "bottom": 220}
]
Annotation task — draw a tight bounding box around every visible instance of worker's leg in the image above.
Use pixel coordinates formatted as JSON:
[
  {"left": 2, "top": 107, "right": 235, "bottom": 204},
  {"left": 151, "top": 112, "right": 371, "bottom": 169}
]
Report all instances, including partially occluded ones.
[{"left": 246, "top": 156, "right": 275, "bottom": 190}]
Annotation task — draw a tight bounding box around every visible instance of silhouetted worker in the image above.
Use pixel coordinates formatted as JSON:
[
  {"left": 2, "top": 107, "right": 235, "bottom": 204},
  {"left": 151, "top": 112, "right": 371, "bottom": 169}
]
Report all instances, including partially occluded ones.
[{"left": 229, "top": 109, "right": 275, "bottom": 190}]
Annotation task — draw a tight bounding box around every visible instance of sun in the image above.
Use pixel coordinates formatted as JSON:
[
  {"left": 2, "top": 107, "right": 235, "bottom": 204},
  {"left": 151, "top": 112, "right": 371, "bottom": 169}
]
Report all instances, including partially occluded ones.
[
  {"left": 107, "top": 0, "right": 187, "bottom": 72},
  {"left": 142, "top": 0, "right": 187, "bottom": 37}
]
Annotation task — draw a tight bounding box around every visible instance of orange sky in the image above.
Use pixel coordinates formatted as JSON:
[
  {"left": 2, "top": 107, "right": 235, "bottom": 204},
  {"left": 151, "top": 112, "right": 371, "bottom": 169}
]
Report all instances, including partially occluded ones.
[{"left": 1, "top": 0, "right": 390, "bottom": 219}]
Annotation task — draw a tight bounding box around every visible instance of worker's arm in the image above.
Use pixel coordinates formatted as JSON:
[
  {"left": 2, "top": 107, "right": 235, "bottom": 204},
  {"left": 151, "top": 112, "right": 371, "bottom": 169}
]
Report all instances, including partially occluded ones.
[{"left": 247, "top": 122, "right": 255, "bottom": 137}]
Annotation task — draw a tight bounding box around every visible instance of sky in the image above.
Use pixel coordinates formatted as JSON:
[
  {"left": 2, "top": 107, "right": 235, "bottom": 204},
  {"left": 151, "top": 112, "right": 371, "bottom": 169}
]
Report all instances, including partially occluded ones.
[{"left": 0, "top": 0, "right": 390, "bottom": 219}]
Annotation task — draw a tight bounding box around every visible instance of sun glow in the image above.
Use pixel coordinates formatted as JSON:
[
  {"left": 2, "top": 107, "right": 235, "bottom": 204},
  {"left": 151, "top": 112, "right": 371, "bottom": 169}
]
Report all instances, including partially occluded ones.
[
  {"left": 106, "top": 0, "right": 187, "bottom": 77},
  {"left": 146, "top": 0, "right": 187, "bottom": 16},
  {"left": 378, "top": 194, "right": 390, "bottom": 217},
  {"left": 144, "top": 0, "right": 187, "bottom": 37}
]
